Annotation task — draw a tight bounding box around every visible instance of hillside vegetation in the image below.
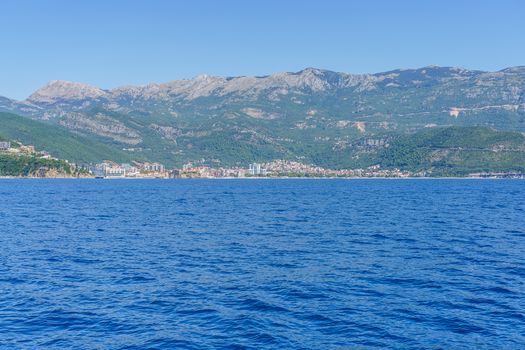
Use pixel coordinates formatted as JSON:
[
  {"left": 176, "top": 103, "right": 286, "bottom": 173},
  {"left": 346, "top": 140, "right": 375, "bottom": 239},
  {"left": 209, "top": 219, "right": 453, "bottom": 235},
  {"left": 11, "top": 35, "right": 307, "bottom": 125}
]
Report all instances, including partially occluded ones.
[
  {"left": 0, "top": 154, "right": 72, "bottom": 177},
  {"left": 377, "top": 127, "right": 525, "bottom": 175},
  {"left": 0, "top": 112, "right": 135, "bottom": 163}
]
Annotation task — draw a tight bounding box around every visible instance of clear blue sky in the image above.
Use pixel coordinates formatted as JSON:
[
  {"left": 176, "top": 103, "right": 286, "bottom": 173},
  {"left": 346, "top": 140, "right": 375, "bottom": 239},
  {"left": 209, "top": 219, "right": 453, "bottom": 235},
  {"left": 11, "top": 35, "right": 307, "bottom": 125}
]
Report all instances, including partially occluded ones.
[{"left": 1, "top": 0, "right": 524, "bottom": 99}]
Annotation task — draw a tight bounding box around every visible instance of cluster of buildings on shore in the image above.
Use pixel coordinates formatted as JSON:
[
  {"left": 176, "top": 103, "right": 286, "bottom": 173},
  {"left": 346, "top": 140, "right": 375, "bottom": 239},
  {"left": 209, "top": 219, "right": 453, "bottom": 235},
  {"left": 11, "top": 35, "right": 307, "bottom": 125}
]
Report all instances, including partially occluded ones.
[
  {"left": 250, "top": 160, "right": 416, "bottom": 178},
  {"left": 175, "top": 160, "right": 416, "bottom": 178},
  {"left": 467, "top": 172, "right": 525, "bottom": 179},
  {"left": 85, "top": 159, "right": 418, "bottom": 179},
  {"left": 89, "top": 161, "right": 167, "bottom": 178}
]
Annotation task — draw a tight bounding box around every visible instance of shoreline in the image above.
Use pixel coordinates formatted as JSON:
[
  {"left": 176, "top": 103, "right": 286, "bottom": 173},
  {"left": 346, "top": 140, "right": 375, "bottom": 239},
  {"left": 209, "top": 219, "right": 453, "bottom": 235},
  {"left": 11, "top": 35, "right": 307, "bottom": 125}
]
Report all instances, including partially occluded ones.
[{"left": 0, "top": 176, "right": 523, "bottom": 180}]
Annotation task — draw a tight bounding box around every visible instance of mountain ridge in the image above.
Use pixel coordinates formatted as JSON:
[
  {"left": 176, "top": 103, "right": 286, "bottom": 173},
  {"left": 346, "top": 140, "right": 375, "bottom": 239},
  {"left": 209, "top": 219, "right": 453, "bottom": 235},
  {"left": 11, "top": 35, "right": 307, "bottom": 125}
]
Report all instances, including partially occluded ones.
[
  {"left": 1, "top": 65, "right": 524, "bottom": 170},
  {"left": 3, "top": 65, "right": 520, "bottom": 103}
]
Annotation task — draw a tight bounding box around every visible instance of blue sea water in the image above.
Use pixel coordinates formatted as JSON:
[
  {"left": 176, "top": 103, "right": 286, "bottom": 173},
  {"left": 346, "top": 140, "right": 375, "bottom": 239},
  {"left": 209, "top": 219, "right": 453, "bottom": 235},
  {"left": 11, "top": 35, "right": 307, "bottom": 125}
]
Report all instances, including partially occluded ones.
[{"left": 0, "top": 179, "right": 524, "bottom": 349}]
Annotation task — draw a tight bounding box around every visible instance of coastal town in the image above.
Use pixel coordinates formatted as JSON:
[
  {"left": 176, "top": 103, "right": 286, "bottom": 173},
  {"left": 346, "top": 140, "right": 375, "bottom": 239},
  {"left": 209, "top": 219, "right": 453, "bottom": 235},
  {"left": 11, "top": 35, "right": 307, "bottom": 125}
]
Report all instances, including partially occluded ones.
[
  {"left": 1, "top": 141, "right": 525, "bottom": 179},
  {"left": 88, "top": 159, "right": 418, "bottom": 179},
  {"left": 0, "top": 140, "right": 420, "bottom": 178}
]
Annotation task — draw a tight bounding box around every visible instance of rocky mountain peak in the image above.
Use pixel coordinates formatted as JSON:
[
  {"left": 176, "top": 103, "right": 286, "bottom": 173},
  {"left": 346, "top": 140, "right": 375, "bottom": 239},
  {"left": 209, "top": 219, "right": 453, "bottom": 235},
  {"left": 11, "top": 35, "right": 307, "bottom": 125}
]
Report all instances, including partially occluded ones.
[
  {"left": 297, "top": 67, "right": 326, "bottom": 75},
  {"left": 27, "top": 80, "right": 108, "bottom": 104},
  {"left": 499, "top": 66, "right": 525, "bottom": 74}
]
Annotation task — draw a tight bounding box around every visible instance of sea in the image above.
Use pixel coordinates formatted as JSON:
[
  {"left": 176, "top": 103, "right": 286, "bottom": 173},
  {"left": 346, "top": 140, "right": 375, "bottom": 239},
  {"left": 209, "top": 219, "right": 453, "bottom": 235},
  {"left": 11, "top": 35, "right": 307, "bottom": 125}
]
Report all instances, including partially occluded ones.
[{"left": 0, "top": 179, "right": 524, "bottom": 349}]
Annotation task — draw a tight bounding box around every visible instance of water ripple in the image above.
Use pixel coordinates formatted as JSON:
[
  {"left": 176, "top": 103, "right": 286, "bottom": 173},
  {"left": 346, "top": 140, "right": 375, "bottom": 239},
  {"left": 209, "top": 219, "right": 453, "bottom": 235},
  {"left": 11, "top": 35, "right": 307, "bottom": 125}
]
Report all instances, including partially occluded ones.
[{"left": 0, "top": 179, "right": 524, "bottom": 349}]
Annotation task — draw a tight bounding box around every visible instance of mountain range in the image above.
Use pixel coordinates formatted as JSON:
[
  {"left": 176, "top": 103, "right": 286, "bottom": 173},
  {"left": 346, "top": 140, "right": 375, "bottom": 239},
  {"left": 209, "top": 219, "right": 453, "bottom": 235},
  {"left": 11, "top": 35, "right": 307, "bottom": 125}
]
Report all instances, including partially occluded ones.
[{"left": 1, "top": 65, "right": 525, "bottom": 174}]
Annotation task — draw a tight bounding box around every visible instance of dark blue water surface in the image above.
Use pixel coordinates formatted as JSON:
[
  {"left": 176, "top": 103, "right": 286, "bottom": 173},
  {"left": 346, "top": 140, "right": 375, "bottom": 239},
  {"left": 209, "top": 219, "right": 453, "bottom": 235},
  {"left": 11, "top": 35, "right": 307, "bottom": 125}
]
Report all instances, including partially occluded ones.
[{"left": 0, "top": 179, "right": 524, "bottom": 349}]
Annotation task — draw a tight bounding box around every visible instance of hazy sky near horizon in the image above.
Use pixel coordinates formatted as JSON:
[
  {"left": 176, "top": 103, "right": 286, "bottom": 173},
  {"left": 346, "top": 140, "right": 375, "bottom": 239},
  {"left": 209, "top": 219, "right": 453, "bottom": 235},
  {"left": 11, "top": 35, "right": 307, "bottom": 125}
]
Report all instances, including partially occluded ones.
[{"left": 1, "top": 0, "right": 524, "bottom": 99}]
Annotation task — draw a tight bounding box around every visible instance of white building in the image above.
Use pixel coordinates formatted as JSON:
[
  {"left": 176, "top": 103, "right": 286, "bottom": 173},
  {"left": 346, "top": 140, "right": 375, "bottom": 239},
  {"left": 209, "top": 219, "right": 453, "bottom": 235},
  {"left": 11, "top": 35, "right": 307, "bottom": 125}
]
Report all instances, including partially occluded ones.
[
  {"left": 91, "top": 162, "right": 126, "bottom": 178},
  {"left": 0, "top": 141, "right": 11, "bottom": 150},
  {"left": 142, "top": 162, "right": 165, "bottom": 173},
  {"left": 248, "top": 163, "right": 266, "bottom": 176},
  {"left": 121, "top": 163, "right": 139, "bottom": 177}
]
